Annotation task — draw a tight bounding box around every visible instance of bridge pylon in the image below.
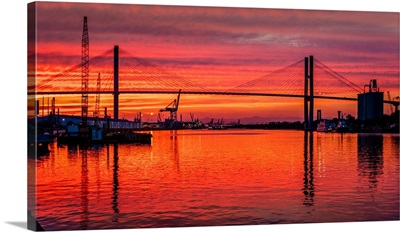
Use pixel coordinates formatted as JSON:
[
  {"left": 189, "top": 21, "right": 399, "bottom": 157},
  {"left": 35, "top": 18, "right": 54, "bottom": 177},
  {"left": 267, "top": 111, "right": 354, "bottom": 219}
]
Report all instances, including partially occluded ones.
[
  {"left": 304, "top": 56, "right": 314, "bottom": 131},
  {"left": 114, "top": 45, "right": 119, "bottom": 120}
]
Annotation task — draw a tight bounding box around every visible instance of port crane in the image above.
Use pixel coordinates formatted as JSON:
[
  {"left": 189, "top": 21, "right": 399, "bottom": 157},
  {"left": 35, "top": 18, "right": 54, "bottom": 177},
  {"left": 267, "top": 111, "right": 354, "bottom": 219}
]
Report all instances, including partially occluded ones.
[
  {"left": 189, "top": 113, "right": 202, "bottom": 129},
  {"left": 159, "top": 89, "right": 182, "bottom": 122},
  {"left": 81, "top": 16, "right": 89, "bottom": 126},
  {"left": 94, "top": 73, "right": 101, "bottom": 126}
]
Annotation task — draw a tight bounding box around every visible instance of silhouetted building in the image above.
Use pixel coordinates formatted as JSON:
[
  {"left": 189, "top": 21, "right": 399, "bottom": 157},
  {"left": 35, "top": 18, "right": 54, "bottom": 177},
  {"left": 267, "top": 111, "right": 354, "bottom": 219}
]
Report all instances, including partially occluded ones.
[
  {"left": 358, "top": 79, "right": 383, "bottom": 121},
  {"left": 317, "top": 110, "right": 321, "bottom": 121}
]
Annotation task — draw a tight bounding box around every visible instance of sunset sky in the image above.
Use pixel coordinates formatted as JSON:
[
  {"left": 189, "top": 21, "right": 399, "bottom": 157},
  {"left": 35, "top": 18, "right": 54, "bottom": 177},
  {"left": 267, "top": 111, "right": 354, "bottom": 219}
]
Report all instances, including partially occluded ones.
[{"left": 31, "top": 2, "right": 399, "bottom": 122}]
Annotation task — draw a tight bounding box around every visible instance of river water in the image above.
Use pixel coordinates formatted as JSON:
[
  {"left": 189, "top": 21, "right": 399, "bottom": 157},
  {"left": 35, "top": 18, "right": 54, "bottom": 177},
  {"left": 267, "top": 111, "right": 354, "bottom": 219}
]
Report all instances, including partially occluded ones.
[{"left": 29, "top": 130, "right": 399, "bottom": 230}]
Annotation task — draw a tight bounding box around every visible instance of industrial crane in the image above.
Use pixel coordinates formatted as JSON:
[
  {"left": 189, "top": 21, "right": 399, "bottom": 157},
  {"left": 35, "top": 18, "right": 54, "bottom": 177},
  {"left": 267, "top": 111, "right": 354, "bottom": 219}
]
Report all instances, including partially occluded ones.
[
  {"left": 189, "top": 113, "right": 202, "bottom": 129},
  {"left": 81, "top": 16, "right": 89, "bottom": 126},
  {"left": 159, "top": 89, "right": 182, "bottom": 122},
  {"left": 94, "top": 73, "right": 101, "bottom": 126}
]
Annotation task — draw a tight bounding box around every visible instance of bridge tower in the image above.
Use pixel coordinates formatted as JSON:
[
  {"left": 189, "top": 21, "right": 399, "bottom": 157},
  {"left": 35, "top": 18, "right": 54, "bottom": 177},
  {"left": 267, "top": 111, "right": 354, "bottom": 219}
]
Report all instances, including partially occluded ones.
[
  {"left": 81, "top": 16, "right": 89, "bottom": 126},
  {"left": 304, "top": 56, "right": 314, "bottom": 131},
  {"left": 114, "top": 45, "right": 119, "bottom": 120}
]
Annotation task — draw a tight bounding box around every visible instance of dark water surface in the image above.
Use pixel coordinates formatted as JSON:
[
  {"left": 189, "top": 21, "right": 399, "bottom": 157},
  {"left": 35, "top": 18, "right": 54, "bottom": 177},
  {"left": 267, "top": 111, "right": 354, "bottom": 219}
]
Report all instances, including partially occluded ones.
[{"left": 29, "top": 130, "right": 399, "bottom": 230}]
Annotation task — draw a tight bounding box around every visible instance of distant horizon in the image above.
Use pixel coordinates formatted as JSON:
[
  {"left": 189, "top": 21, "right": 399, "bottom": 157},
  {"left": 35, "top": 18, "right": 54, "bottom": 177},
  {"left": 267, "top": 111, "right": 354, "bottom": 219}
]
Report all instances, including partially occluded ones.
[{"left": 33, "top": 110, "right": 367, "bottom": 124}]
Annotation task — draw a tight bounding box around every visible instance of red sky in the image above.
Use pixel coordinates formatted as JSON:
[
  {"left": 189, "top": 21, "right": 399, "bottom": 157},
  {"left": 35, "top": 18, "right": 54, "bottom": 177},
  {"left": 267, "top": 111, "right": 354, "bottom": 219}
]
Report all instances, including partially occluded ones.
[{"left": 30, "top": 2, "right": 399, "bottom": 122}]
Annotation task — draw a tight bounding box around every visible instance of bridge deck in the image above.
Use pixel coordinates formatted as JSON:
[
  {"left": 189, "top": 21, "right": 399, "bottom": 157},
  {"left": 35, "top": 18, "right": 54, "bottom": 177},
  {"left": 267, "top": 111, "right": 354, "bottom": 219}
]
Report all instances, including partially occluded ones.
[{"left": 29, "top": 91, "right": 400, "bottom": 104}]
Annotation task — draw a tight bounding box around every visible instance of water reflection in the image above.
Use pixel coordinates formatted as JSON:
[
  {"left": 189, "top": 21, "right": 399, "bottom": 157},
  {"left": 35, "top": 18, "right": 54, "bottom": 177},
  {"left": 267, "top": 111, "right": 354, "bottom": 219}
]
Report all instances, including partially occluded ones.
[
  {"left": 112, "top": 144, "right": 120, "bottom": 222},
  {"left": 357, "top": 134, "right": 384, "bottom": 189},
  {"left": 390, "top": 136, "right": 399, "bottom": 155},
  {"left": 303, "top": 132, "right": 315, "bottom": 206},
  {"left": 36, "top": 147, "right": 50, "bottom": 158},
  {"left": 79, "top": 146, "right": 89, "bottom": 229},
  {"left": 170, "top": 131, "right": 180, "bottom": 174},
  {"left": 106, "top": 144, "right": 110, "bottom": 170},
  {"left": 67, "top": 143, "right": 78, "bottom": 157},
  {"left": 33, "top": 130, "right": 399, "bottom": 229},
  {"left": 93, "top": 145, "right": 101, "bottom": 198}
]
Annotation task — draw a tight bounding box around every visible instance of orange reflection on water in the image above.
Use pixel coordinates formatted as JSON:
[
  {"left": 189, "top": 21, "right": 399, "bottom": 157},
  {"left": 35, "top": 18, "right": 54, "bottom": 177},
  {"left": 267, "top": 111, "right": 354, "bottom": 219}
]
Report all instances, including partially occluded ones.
[{"left": 33, "top": 130, "right": 399, "bottom": 230}]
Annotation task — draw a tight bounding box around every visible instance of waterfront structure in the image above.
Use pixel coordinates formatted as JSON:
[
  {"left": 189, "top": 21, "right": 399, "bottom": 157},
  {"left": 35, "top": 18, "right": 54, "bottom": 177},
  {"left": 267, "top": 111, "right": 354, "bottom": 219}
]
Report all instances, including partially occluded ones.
[
  {"left": 33, "top": 114, "right": 142, "bottom": 129},
  {"left": 358, "top": 80, "right": 384, "bottom": 121}
]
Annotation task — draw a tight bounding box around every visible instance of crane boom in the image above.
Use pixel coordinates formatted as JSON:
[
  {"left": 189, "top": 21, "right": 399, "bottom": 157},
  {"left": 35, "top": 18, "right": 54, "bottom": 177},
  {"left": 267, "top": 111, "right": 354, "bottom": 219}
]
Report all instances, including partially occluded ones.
[
  {"left": 176, "top": 89, "right": 181, "bottom": 111},
  {"left": 159, "top": 89, "right": 182, "bottom": 122}
]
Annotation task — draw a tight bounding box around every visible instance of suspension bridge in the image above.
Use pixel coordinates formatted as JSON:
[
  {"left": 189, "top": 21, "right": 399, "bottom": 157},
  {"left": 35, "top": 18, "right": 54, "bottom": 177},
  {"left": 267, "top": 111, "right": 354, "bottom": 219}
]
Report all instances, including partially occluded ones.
[{"left": 28, "top": 17, "right": 399, "bottom": 130}]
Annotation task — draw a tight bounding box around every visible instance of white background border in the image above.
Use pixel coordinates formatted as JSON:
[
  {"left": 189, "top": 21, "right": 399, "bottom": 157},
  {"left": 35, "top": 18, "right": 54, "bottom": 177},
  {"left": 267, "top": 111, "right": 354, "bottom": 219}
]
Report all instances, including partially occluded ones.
[{"left": 0, "top": 1, "right": 399, "bottom": 231}]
